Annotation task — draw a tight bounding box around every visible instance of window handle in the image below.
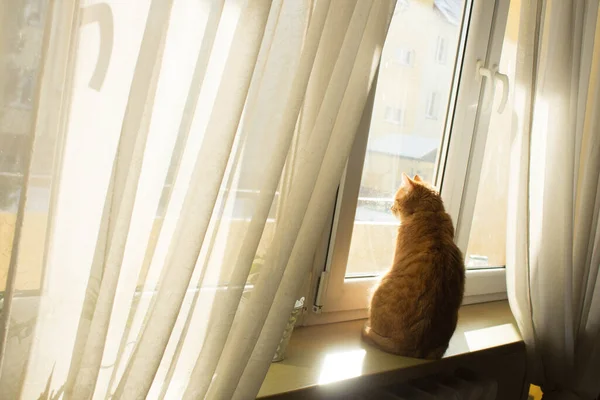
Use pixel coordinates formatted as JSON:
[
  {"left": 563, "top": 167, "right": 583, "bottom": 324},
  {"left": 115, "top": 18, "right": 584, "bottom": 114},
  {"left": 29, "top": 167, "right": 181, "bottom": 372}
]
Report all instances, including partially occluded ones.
[
  {"left": 492, "top": 65, "right": 509, "bottom": 114},
  {"left": 81, "top": 3, "right": 114, "bottom": 91},
  {"left": 476, "top": 60, "right": 495, "bottom": 112}
]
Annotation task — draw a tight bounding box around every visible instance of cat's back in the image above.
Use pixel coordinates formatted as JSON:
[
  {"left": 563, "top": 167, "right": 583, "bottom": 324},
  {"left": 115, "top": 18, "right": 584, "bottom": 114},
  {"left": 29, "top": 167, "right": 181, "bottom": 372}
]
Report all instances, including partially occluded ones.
[
  {"left": 395, "top": 210, "right": 464, "bottom": 302},
  {"left": 368, "top": 210, "right": 464, "bottom": 358}
]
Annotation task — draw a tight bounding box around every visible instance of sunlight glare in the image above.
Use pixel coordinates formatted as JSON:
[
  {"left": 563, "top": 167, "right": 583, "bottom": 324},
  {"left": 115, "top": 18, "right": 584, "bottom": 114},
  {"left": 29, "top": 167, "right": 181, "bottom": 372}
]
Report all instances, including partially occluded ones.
[
  {"left": 464, "top": 323, "right": 521, "bottom": 351},
  {"left": 317, "top": 349, "right": 366, "bottom": 385}
]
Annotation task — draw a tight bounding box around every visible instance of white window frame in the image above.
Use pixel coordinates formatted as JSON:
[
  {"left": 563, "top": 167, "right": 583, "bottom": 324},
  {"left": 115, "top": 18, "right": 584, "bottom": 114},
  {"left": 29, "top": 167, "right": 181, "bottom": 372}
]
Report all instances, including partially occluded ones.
[{"left": 304, "top": 0, "right": 511, "bottom": 323}]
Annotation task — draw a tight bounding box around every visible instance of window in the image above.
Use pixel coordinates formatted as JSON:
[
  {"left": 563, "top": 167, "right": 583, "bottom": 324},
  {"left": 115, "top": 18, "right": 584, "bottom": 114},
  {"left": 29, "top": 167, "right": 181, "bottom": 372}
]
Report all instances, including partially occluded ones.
[
  {"left": 1, "top": 0, "right": 50, "bottom": 294},
  {"left": 394, "top": 48, "right": 414, "bottom": 66},
  {"left": 435, "top": 35, "right": 448, "bottom": 64},
  {"left": 308, "top": 0, "right": 513, "bottom": 316},
  {"left": 395, "top": 0, "right": 410, "bottom": 15},
  {"left": 23, "top": 0, "right": 45, "bottom": 26},
  {"left": 3, "top": 65, "right": 35, "bottom": 110},
  {"left": 425, "top": 91, "right": 439, "bottom": 119},
  {"left": 384, "top": 105, "right": 404, "bottom": 125}
]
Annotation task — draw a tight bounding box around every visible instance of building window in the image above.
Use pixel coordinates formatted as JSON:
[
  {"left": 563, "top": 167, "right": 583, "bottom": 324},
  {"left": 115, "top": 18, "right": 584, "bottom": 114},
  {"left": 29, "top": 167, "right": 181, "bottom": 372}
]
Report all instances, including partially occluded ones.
[
  {"left": 384, "top": 106, "right": 404, "bottom": 125},
  {"left": 5, "top": 65, "right": 35, "bottom": 110},
  {"left": 394, "top": 48, "right": 414, "bottom": 66},
  {"left": 23, "top": 0, "right": 44, "bottom": 26},
  {"left": 435, "top": 35, "right": 448, "bottom": 64},
  {"left": 425, "top": 92, "right": 439, "bottom": 119}
]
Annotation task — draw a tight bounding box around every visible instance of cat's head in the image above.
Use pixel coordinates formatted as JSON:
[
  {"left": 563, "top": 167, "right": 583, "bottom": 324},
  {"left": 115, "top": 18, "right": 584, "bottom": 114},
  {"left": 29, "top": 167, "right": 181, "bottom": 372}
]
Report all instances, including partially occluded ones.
[{"left": 390, "top": 173, "right": 443, "bottom": 219}]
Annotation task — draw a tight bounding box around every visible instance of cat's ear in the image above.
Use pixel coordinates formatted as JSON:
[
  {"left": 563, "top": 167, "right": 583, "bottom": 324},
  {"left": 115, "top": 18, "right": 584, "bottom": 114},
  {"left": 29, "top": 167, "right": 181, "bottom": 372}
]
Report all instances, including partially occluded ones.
[
  {"left": 413, "top": 174, "right": 422, "bottom": 182},
  {"left": 402, "top": 173, "right": 414, "bottom": 188}
]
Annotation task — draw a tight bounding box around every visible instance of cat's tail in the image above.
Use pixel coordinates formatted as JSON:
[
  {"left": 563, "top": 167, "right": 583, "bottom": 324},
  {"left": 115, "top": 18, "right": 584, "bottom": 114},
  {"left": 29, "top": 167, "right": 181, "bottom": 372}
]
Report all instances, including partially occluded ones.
[
  {"left": 361, "top": 323, "right": 409, "bottom": 355},
  {"left": 361, "top": 323, "right": 446, "bottom": 360}
]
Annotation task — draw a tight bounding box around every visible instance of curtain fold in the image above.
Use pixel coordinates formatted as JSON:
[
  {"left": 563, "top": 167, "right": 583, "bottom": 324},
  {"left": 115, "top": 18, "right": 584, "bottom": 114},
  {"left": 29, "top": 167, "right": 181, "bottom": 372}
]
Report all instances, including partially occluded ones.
[
  {"left": 506, "top": 0, "right": 600, "bottom": 399},
  {"left": 68, "top": 1, "right": 175, "bottom": 398},
  {"left": 0, "top": 0, "right": 396, "bottom": 399},
  {"left": 114, "top": 1, "right": 273, "bottom": 398}
]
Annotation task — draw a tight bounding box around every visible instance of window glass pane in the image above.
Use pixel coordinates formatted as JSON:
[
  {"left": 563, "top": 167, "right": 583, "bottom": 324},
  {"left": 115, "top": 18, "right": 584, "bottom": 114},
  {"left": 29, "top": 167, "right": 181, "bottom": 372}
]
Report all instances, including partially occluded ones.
[
  {"left": 345, "top": 0, "right": 466, "bottom": 277},
  {"left": 465, "top": 0, "right": 520, "bottom": 269},
  {"left": 0, "top": 0, "right": 49, "bottom": 292}
]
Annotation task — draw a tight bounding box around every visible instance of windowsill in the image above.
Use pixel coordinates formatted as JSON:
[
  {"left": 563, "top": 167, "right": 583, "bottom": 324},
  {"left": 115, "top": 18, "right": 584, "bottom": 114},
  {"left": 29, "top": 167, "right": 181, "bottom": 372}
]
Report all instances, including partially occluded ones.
[{"left": 258, "top": 300, "right": 522, "bottom": 398}]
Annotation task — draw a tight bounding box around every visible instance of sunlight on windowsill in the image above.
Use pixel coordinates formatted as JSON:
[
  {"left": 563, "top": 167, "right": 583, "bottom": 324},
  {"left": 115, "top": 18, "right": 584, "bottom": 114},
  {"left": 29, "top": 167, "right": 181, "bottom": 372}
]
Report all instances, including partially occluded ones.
[
  {"left": 317, "top": 349, "right": 367, "bottom": 385},
  {"left": 258, "top": 300, "right": 522, "bottom": 398}
]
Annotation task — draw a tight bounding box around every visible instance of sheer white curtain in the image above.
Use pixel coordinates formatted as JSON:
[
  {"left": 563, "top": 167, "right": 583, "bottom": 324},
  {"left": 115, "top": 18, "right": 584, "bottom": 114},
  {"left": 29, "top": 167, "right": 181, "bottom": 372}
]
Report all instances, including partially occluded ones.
[
  {"left": 0, "top": 0, "right": 395, "bottom": 398},
  {"left": 506, "top": 0, "right": 600, "bottom": 399}
]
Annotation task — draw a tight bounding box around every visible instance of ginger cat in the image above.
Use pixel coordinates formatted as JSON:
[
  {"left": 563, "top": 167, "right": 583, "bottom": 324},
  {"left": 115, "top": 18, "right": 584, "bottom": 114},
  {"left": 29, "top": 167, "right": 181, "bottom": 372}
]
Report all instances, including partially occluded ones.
[{"left": 362, "top": 173, "right": 464, "bottom": 359}]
